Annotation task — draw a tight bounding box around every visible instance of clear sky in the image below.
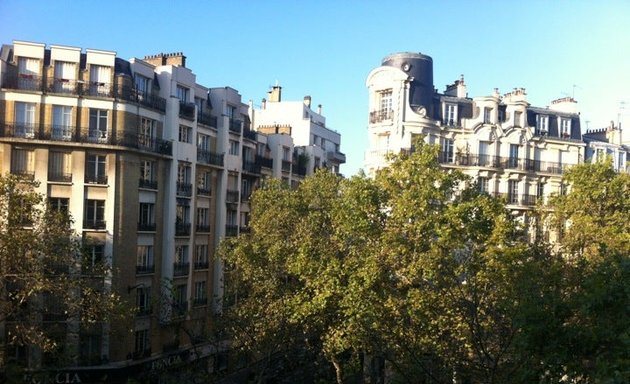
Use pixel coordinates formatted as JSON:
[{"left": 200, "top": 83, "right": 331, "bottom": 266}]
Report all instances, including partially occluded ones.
[{"left": 1, "top": 1, "right": 629, "bottom": 176}]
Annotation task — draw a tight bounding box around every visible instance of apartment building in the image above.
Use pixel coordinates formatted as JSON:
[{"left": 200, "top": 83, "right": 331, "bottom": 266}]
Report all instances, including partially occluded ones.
[
  {"left": 250, "top": 85, "right": 346, "bottom": 178},
  {"left": 0, "top": 41, "right": 285, "bottom": 382},
  {"left": 583, "top": 121, "right": 628, "bottom": 172},
  {"left": 365, "top": 52, "right": 586, "bottom": 226}
]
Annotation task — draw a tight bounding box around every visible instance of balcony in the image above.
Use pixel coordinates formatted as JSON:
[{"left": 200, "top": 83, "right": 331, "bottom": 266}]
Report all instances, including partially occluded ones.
[
  {"left": 139, "top": 178, "right": 158, "bottom": 190},
  {"left": 175, "top": 222, "right": 191, "bottom": 236},
  {"left": 197, "top": 112, "right": 218, "bottom": 127},
  {"left": 173, "top": 262, "right": 190, "bottom": 277},
  {"left": 281, "top": 160, "right": 292, "bottom": 172},
  {"left": 115, "top": 86, "right": 167, "bottom": 112},
  {"left": 255, "top": 155, "right": 273, "bottom": 169},
  {"left": 132, "top": 134, "right": 173, "bottom": 155},
  {"left": 369, "top": 109, "right": 393, "bottom": 124},
  {"left": 228, "top": 118, "right": 241, "bottom": 134},
  {"left": 194, "top": 261, "right": 209, "bottom": 270},
  {"left": 196, "top": 223, "right": 211, "bottom": 233},
  {"left": 197, "top": 149, "right": 224, "bottom": 167},
  {"left": 2, "top": 73, "right": 44, "bottom": 91},
  {"left": 197, "top": 186, "right": 212, "bottom": 197},
  {"left": 136, "top": 264, "right": 155, "bottom": 275},
  {"left": 86, "top": 129, "right": 108, "bottom": 144},
  {"left": 242, "top": 160, "right": 261, "bottom": 174},
  {"left": 226, "top": 190, "right": 240, "bottom": 204},
  {"left": 3, "top": 122, "right": 37, "bottom": 138},
  {"left": 193, "top": 297, "right": 208, "bottom": 307},
  {"left": 521, "top": 194, "right": 539, "bottom": 206},
  {"left": 49, "top": 125, "right": 75, "bottom": 141},
  {"left": 84, "top": 220, "right": 106, "bottom": 230},
  {"left": 225, "top": 224, "right": 239, "bottom": 237},
  {"left": 240, "top": 226, "right": 251, "bottom": 234},
  {"left": 136, "top": 305, "right": 152, "bottom": 317},
  {"left": 48, "top": 172, "right": 72, "bottom": 183},
  {"left": 84, "top": 82, "right": 113, "bottom": 98},
  {"left": 179, "top": 102, "right": 196, "bottom": 121},
  {"left": 138, "top": 222, "right": 156, "bottom": 232},
  {"left": 243, "top": 129, "right": 257, "bottom": 141},
  {"left": 45, "top": 77, "right": 80, "bottom": 95},
  {"left": 441, "top": 153, "right": 573, "bottom": 175},
  {"left": 85, "top": 174, "right": 108, "bottom": 185},
  {"left": 327, "top": 151, "right": 346, "bottom": 164},
  {"left": 176, "top": 182, "right": 193, "bottom": 197},
  {"left": 10, "top": 170, "right": 35, "bottom": 180}
]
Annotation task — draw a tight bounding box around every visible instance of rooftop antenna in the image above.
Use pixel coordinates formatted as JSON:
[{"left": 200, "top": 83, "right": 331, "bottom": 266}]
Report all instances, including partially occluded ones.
[{"left": 572, "top": 84, "right": 581, "bottom": 99}]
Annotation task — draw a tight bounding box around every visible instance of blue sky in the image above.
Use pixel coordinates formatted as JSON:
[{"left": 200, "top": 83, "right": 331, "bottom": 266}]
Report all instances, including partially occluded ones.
[{"left": 1, "top": 1, "right": 629, "bottom": 176}]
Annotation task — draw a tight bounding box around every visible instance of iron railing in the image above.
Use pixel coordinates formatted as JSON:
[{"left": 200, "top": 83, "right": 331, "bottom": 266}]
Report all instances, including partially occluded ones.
[
  {"left": 139, "top": 178, "right": 158, "bottom": 189},
  {"left": 256, "top": 155, "right": 273, "bottom": 169},
  {"left": 136, "top": 265, "right": 155, "bottom": 275},
  {"left": 369, "top": 109, "right": 393, "bottom": 124},
  {"left": 179, "top": 102, "right": 196, "bottom": 120},
  {"left": 176, "top": 182, "right": 193, "bottom": 197},
  {"left": 228, "top": 118, "right": 241, "bottom": 134},
  {"left": 175, "top": 222, "right": 191, "bottom": 236},
  {"left": 173, "top": 262, "right": 190, "bottom": 276},
  {"left": 197, "top": 149, "right": 224, "bottom": 166}
]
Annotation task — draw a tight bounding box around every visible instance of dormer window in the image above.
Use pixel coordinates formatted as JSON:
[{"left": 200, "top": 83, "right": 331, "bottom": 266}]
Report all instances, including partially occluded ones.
[
  {"left": 445, "top": 104, "right": 457, "bottom": 126},
  {"left": 176, "top": 85, "right": 189, "bottom": 103},
  {"left": 483, "top": 107, "right": 492, "bottom": 124},
  {"left": 370, "top": 89, "right": 393, "bottom": 123},
  {"left": 514, "top": 111, "right": 522, "bottom": 127},
  {"left": 536, "top": 115, "right": 548, "bottom": 135},
  {"left": 560, "top": 118, "right": 571, "bottom": 137},
  {"left": 135, "top": 75, "right": 151, "bottom": 96}
]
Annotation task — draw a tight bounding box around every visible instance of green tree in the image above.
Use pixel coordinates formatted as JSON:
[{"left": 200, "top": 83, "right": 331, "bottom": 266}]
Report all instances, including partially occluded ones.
[{"left": 0, "top": 174, "right": 124, "bottom": 370}]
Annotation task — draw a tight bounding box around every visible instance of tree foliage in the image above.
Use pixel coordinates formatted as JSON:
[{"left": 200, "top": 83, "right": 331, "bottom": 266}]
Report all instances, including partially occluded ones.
[
  {"left": 220, "top": 143, "right": 629, "bottom": 384},
  {"left": 0, "top": 174, "right": 124, "bottom": 368}
]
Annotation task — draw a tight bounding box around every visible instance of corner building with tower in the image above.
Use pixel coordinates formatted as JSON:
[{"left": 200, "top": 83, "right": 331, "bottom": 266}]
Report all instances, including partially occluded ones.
[{"left": 365, "top": 52, "right": 589, "bottom": 233}]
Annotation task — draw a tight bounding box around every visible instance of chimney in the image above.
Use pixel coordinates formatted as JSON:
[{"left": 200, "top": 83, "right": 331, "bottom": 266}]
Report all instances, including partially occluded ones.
[
  {"left": 317, "top": 104, "right": 322, "bottom": 114},
  {"left": 143, "top": 52, "right": 186, "bottom": 67},
  {"left": 268, "top": 85, "right": 282, "bottom": 102},
  {"left": 261, "top": 98, "right": 266, "bottom": 110},
  {"left": 304, "top": 96, "right": 311, "bottom": 108}
]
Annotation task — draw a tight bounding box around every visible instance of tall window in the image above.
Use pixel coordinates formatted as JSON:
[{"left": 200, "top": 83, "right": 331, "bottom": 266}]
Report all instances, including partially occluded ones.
[
  {"left": 196, "top": 208, "right": 209, "bottom": 227},
  {"left": 88, "top": 109, "right": 108, "bottom": 142},
  {"left": 378, "top": 89, "right": 392, "bottom": 120},
  {"left": 48, "top": 151, "right": 71, "bottom": 182},
  {"left": 17, "top": 57, "right": 39, "bottom": 90},
  {"left": 508, "top": 144, "right": 519, "bottom": 168},
  {"left": 86, "top": 154, "right": 107, "bottom": 184},
  {"left": 445, "top": 104, "right": 456, "bottom": 126},
  {"left": 536, "top": 182, "right": 545, "bottom": 199},
  {"left": 507, "top": 180, "right": 518, "bottom": 204},
  {"left": 536, "top": 115, "right": 548, "bottom": 135},
  {"left": 195, "top": 244, "right": 208, "bottom": 268},
  {"left": 137, "top": 245, "right": 154, "bottom": 271},
  {"left": 176, "top": 85, "right": 189, "bottom": 103},
  {"left": 198, "top": 171, "right": 212, "bottom": 195},
  {"left": 483, "top": 107, "right": 492, "bottom": 124},
  {"left": 136, "top": 286, "right": 151, "bottom": 315},
  {"left": 513, "top": 111, "right": 522, "bottom": 127},
  {"left": 139, "top": 118, "right": 155, "bottom": 147},
  {"left": 135, "top": 74, "right": 150, "bottom": 96},
  {"left": 229, "top": 140, "right": 239, "bottom": 155},
  {"left": 89, "top": 65, "right": 111, "bottom": 97},
  {"left": 85, "top": 200, "right": 105, "bottom": 229},
  {"left": 176, "top": 204, "right": 190, "bottom": 225},
  {"left": 140, "top": 160, "right": 155, "bottom": 182},
  {"left": 441, "top": 138, "right": 454, "bottom": 163},
  {"left": 134, "top": 329, "right": 150, "bottom": 355},
  {"left": 52, "top": 105, "right": 72, "bottom": 140},
  {"left": 198, "top": 133, "right": 210, "bottom": 151},
  {"left": 83, "top": 244, "right": 104, "bottom": 272},
  {"left": 48, "top": 197, "right": 69, "bottom": 213},
  {"left": 179, "top": 125, "right": 192, "bottom": 143},
  {"left": 175, "top": 245, "right": 189, "bottom": 264},
  {"left": 560, "top": 118, "right": 571, "bottom": 137},
  {"left": 53, "top": 61, "right": 75, "bottom": 93},
  {"left": 282, "top": 146, "right": 291, "bottom": 161},
  {"left": 138, "top": 203, "right": 155, "bottom": 230},
  {"left": 478, "top": 177, "right": 489, "bottom": 193},
  {"left": 194, "top": 281, "right": 207, "bottom": 305},
  {"left": 15, "top": 102, "right": 36, "bottom": 137},
  {"left": 11, "top": 148, "right": 34, "bottom": 177},
  {"left": 177, "top": 163, "right": 191, "bottom": 184}
]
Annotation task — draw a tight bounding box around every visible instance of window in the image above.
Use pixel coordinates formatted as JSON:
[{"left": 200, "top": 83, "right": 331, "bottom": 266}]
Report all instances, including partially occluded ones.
[
  {"left": 137, "top": 245, "right": 154, "bottom": 272},
  {"left": 86, "top": 154, "right": 107, "bottom": 184},
  {"left": 195, "top": 244, "right": 208, "bottom": 268},
  {"left": 176, "top": 204, "right": 190, "bottom": 224},
  {"left": 241, "top": 179, "right": 251, "bottom": 201},
  {"left": 441, "top": 138, "right": 454, "bottom": 163},
  {"left": 139, "top": 118, "right": 155, "bottom": 147},
  {"left": 15, "top": 102, "right": 36, "bottom": 137},
  {"left": 134, "top": 329, "right": 150, "bottom": 356},
  {"left": 177, "top": 163, "right": 191, "bottom": 187},
  {"left": 198, "top": 171, "right": 212, "bottom": 196},
  {"left": 196, "top": 208, "right": 209, "bottom": 232},
  {"left": 135, "top": 74, "right": 150, "bottom": 96},
  {"left": 445, "top": 104, "right": 457, "bottom": 126},
  {"left": 173, "top": 284, "right": 187, "bottom": 315},
  {"left": 560, "top": 118, "right": 571, "bottom": 137},
  {"left": 560, "top": 182, "right": 567, "bottom": 196},
  {"left": 225, "top": 105, "right": 235, "bottom": 119},
  {"left": 88, "top": 109, "right": 108, "bottom": 142},
  {"left": 198, "top": 133, "right": 210, "bottom": 151},
  {"left": 282, "top": 146, "right": 291, "bottom": 161},
  {"left": 175, "top": 245, "right": 189, "bottom": 265},
  {"left": 48, "top": 151, "right": 71, "bottom": 182},
  {"left": 52, "top": 105, "right": 72, "bottom": 140},
  {"left": 483, "top": 107, "right": 492, "bottom": 124},
  {"left": 508, "top": 144, "right": 519, "bottom": 168},
  {"left": 314, "top": 157, "right": 321, "bottom": 169},
  {"left": 53, "top": 61, "right": 75, "bottom": 93},
  {"left": 226, "top": 209, "right": 238, "bottom": 226},
  {"left": 85, "top": 200, "right": 105, "bottom": 229},
  {"left": 378, "top": 89, "right": 392, "bottom": 120},
  {"left": 229, "top": 139, "right": 239, "bottom": 155},
  {"left": 140, "top": 160, "right": 155, "bottom": 182},
  {"left": 536, "top": 115, "right": 548, "bottom": 134},
  {"left": 89, "top": 65, "right": 111, "bottom": 97},
  {"left": 507, "top": 180, "right": 519, "bottom": 204},
  {"left": 136, "top": 286, "right": 151, "bottom": 315},
  {"left": 478, "top": 177, "right": 489, "bottom": 193},
  {"left": 138, "top": 203, "right": 155, "bottom": 230},
  {"left": 194, "top": 281, "right": 207, "bottom": 305},
  {"left": 11, "top": 148, "right": 34, "bottom": 177},
  {"left": 478, "top": 141, "right": 490, "bottom": 166},
  {"left": 179, "top": 125, "right": 192, "bottom": 143},
  {"left": 536, "top": 183, "right": 545, "bottom": 199},
  {"left": 49, "top": 197, "right": 69, "bottom": 213},
  {"left": 176, "top": 85, "right": 189, "bottom": 103},
  {"left": 513, "top": 111, "right": 522, "bottom": 127},
  {"left": 17, "top": 57, "right": 38, "bottom": 90},
  {"left": 84, "top": 244, "right": 104, "bottom": 271}
]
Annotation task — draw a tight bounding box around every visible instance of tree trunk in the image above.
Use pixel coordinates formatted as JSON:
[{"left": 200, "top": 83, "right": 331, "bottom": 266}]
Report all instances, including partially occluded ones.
[{"left": 332, "top": 357, "right": 344, "bottom": 384}]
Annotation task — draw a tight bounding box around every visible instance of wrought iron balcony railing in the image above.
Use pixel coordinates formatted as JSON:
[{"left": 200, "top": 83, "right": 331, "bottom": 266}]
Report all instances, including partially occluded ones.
[
  {"left": 255, "top": 155, "right": 273, "bottom": 169},
  {"left": 225, "top": 224, "right": 239, "bottom": 237},
  {"left": 136, "top": 264, "right": 155, "bottom": 275},
  {"left": 139, "top": 178, "right": 158, "bottom": 190},
  {"left": 197, "top": 149, "right": 224, "bottom": 166},
  {"left": 197, "top": 112, "right": 218, "bottom": 127},
  {"left": 226, "top": 190, "right": 240, "bottom": 203},
  {"left": 85, "top": 174, "right": 108, "bottom": 185},
  {"left": 179, "top": 102, "right": 196, "bottom": 120},
  {"left": 197, "top": 187, "right": 211, "bottom": 197},
  {"left": 196, "top": 223, "right": 211, "bottom": 233},
  {"left": 228, "top": 118, "right": 241, "bottom": 134},
  {"left": 48, "top": 172, "right": 72, "bottom": 183},
  {"left": 138, "top": 222, "right": 156, "bottom": 232},
  {"left": 84, "top": 219, "right": 106, "bottom": 230},
  {"left": 369, "top": 109, "right": 393, "bottom": 124},
  {"left": 173, "top": 262, "right": 190, "bottom": 277},
  {"left": 242, "top": 160, "right": 261, "bottom": 174},
  {"left": 194, "top": 261, "right": 209, "bottom": 270},
  {"left": 175, "top": 222, "right": 191, "bottom": 236},
  {"left": 176, "top": 182, "right": 193, "bottom": 197}
]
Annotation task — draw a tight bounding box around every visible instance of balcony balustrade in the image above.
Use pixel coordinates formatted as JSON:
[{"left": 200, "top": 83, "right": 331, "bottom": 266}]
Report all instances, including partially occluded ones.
[
  {"left": 369, "top": 109, "right": 393, "bottom": 124},
  {"left": 194, "top": 261, "right": 209, "bottom": 270},
  {"left": 115, "top": 86, "right": 166, "bottom": 112},
  {"left": 45, "top": 77, "right": 79, "bottom": 95},
  {"left": 175, "top": 222, "right": 191, "bottom": 236},
  {"left": 255, "top": 155, "right": 273, "bottom": 169},
  {"left": 2, "top": 73, "right": 44, "bottom": 91},
  {"left": 196, "top": 223, "right": 211, "bottom": 233},
  {"left": 226, "top": 190, "right": 240, "bottom": 203},
  {"left": 228, "top": 118, "right": 241, "bottom": 134},
  {"left": 136, "top": 264, "right": 155, "bottom": 275},
  {"left": 439, "top": 152, "right": 573, "bottom": 175},
  {"left": 197, "top": 149, "right": 224, "bottom": 167},
  {"left": 48, "top": 172, "right": 72, "bottom": 183},
  {"left": 176, "top": 182, "right": 193, "bottom": 197},
  {"left": 193, "top": 297, "right": 208, "bottom": 307},
  {"left": 292, "top": 163, "right": 307, "bottom": 176},
  {"left": 243, "top": 129, "right": 256, "bottom": 141},
  {"left": 173, "top": 262, "right": 190, "bottom": 277},
  {"left": 138, "top": 222, "right": 156, "bottom": 232},
  {"left": 197, "top": 186, "right": 212, "bottom": 197},
  {"left": 197, "top": 112, "right": 218, "bottom": 127},
  {"left": 84, "top": 220, "right": 106, "bottom": 230},
  {"left": 242, "top": 160, "right": 261, "bottom": 174},
  {"left": 139, "top": 178, "right": 158, "bottom": 190},
  {"left": 179, "top": 102, "right": 196, "bottom": 120},
  {"left": 136, "top": 305, "right": 152, "bottom": 317},
  {"left": 85, "top": 174, "right": 108, "bottom": 185},
  {"left": 225, "top": 224, "right": 238, "bottom": 237},
  {"left": 132, "top": 348, "right": 151, "bottom": 360}
]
